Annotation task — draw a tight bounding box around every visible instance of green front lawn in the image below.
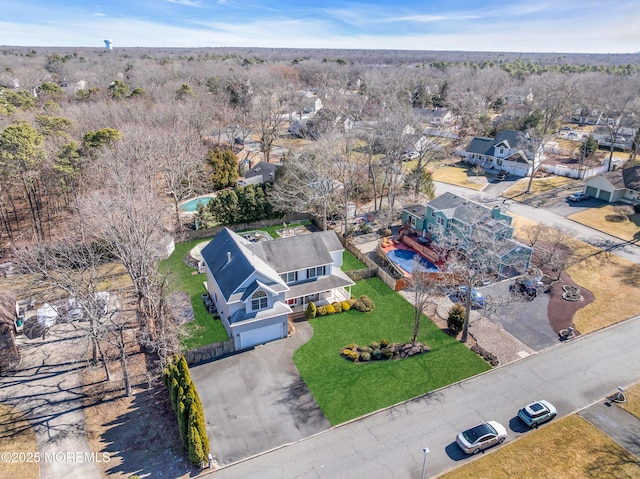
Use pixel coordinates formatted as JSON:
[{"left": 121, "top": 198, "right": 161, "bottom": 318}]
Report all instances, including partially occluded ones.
[
  {"left": 160, "top": 239, "right": 229, "bottom": 349},
  {"left": 293, "top": 278, "right": 491, "bottom": 425}
]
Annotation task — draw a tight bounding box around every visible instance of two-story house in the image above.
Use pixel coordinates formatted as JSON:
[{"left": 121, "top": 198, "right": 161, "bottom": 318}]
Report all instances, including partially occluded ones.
[
  {"left": 201, "top": 228, "right": 354, "bottom": 350},
  {"left": 402, "top": 192, "right": 532, "bottom": 278},
  {"left": 463, "top": 130, "right": 543, "bottom": 177}
]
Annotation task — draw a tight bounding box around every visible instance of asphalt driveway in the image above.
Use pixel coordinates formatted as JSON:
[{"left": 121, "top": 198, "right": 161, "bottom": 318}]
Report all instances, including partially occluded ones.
[
  {"left": 190, "top": 320, "right": 330, "bottom": 466},
  {"left": 477, "top": 280, "right": 557, "bottom": 352}
]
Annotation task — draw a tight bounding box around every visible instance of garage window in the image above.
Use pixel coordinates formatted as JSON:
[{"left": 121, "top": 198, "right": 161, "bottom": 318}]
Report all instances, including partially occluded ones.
[{"left": 251, "top": 290, "right": 268, "bottom": 311}]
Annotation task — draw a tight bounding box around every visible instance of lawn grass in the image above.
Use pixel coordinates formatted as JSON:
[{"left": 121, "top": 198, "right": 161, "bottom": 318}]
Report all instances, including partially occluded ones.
[
  {"left": 250, "top": 219, "right": 313, "bottom": 240},
  {"left": 569, "top": 205, "right": 640, "bottom": 242},
  {"left": 432, "top": 164, "right": 486, "bottom": 190},
  {"left": 159, "top": 239, "right": 229, "bottom": 349},
  {"left": 438, "top": 415, "right": 639, "bottom": 479},
  {"left": 509, "top": 213, "right": 640, "bottom": 334},
  {"left": 342, "top": 250, "right": 367, "bottom": 271},
  {"left": 502, "top": 176, "right": 577, "bottom": 199},
  {"left": 0, "top": 404, "right": 39, "bottom": 479},
  {"left": 618, "top": 382, "right": 640, "bottom": 421},
  {"left": 292, "top": 278, "right": 490, "bottom": 425}
]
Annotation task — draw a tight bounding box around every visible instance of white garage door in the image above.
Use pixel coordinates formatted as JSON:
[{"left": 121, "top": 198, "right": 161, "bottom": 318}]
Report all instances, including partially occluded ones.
[{"left": 239, "top": 323, "right": 283, "bottom": 349}]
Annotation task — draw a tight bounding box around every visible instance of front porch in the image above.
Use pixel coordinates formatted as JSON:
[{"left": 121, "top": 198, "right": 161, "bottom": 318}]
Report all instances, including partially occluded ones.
[{"left": 287, "top": 287, "right": 352, "bottom": 317}]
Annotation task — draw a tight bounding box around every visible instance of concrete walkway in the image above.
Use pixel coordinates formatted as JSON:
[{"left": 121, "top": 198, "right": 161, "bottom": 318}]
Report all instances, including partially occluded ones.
[
  {"left": 580, "top": 399, "right": 640, "bottom": 459},
  {"left": 0, "top": 323, "right": 102, "bottom": 479}
]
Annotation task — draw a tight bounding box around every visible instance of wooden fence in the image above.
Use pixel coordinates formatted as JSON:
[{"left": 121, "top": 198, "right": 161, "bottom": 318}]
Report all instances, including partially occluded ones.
[
  {"left": 339, "top": 235, "right": 400, "bottom": 291},
  {"left": 184, "top": 339, "right": 235, "bottom": 365}
]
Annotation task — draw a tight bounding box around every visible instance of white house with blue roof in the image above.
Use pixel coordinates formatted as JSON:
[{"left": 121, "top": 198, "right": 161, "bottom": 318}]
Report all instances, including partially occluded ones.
[
  {"left": 463, "top": 129, "right": 544, "bottom": 177},
  {"left": 201, "top": 228, "right": 354, "bottom": 350}
]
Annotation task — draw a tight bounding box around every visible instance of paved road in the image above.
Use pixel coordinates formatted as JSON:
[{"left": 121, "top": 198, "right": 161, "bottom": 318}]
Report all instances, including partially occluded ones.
[
  {"left": 204, "top": 315, "right": 640, "bottom": 479},
  {"left": 434, "top": 182, "right": 640, "bottom": 265}
]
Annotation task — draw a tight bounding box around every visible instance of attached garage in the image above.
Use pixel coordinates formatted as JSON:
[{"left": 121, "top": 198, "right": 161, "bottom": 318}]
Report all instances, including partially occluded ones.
[
  {"left": 237, "top": 322, "right": 284, "bottom": 350},
  {"left": 585, "top": 185, "right": 598, "bottom": 197},
  {"left": 597, "top": 189, "right": 611, "bottom": 201}
]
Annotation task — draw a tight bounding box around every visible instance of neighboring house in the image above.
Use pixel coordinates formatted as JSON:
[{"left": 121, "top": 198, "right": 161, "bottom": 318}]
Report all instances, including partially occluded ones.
[
  {"left": 463, "top": 129, "right": 544, "bottom": 177},
  {"left": 237, "top": 161, "right": 279, "bottom": 187},
  {"left": 201, "top": 228, "right": 354, "bottom": 350},
  {"left": 288, "top": 90, "right": 323, "bottom": 120},
  {"left": 0, "top": 289, "right": 19, "bottom": 373},
  {"left": 414, "top": 107, "right": 455, "bottom": 126},
  {"left": 503, "top": 87, "right": 533, "bottom": 105},
  {"left": 402, "top": 192, "right": 532, "bottom": 278},
  {"left": 584, "top": 166, "right": 640, "bottom": 203}
]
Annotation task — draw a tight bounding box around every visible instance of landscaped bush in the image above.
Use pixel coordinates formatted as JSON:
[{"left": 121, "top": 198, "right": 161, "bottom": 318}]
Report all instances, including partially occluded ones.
[
  {"left": 353, "top": 300, "right": 366, "bottom": 312},
  {"left": 316, "top": 305, "right": 327, "bottom": 316},
  {"left": 346, "top": 298, "right": 356, "bottom": 307},
  {"left": 341, "top": 339, "right": 428, "bottom": 363},
  {"left": 306, "top": 302, "right": 317, "bottom": 319},
  {"left": 380, "top": 338, "right": 389, "bottom": 347},
  {"left": 341, "top": 301, "right": 351, "bottom": 311},
  {"left": 359, "top": 295, "right": 375, "bottom": 312},
  {"left": 382, "top": 228, "right": 392, "bottom": 237},
  {"left": 325, "top": 304, "right": 336, "bottom": 314},
  {"left": 332, "top": 302, "right": 342, "bottom": 313},
  {"left": 447, "top": 304, "right": 465, "bottom": 334}
]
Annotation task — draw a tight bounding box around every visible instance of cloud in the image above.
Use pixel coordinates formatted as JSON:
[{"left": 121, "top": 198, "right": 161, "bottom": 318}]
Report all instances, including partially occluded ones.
[{"left": 165, "top": 0, "right": 204, "bottom": 7}]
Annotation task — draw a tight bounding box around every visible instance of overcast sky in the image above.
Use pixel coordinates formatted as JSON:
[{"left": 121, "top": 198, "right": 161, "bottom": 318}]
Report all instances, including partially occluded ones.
[{"left": 1, "top": 0, "right": 638, "bottom": 53}]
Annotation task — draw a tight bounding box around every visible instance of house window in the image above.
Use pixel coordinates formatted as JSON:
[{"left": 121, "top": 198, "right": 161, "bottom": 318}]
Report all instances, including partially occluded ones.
[
  {"left": 251, "top": 290, "right": 268, "bottom": 311},
  {"left": 430, "top": 209, "right": 435, "bottom": 217},
  {"left": 307, "top": 266, "right": 326, "bottom": 279},
  {"left": 280, "top": 271, "right": 298, "bottom": 284},
  {"left": 499, "top": 147, "right": 504, "bottom": 155},
  {"left": 410, "top": 216, "right": 417, "bottom": 228},
  {"left": 436, "top": 216, "right": 444, "bottom": 226},
  {"left": 497, "top": 158, "right": 503, "bottom": 166},
  {"left": 287, "top": 298, "right": 298, "bottom": 306}
]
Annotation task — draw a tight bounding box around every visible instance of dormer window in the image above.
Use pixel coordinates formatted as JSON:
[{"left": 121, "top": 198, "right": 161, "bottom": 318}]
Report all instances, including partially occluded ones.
[{"left": 251, "top": 290, "right": 268, "bottom": 311}]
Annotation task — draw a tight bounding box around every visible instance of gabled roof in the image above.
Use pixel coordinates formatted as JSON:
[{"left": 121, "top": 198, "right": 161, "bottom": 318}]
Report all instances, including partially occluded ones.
[
  {"left": 466, "top": 130, "right": 533, "bottom": 156},
  {"left": 404, "top": 204, "right": 426, "bottom": 219},
  {"left": 244, "top": 161, "right": 279, "bottom": 184},
  {"left": 428, "top": 192, "right": 500, "bottom": 225},
  {"left": 601, "top": 166, "right": 640, "bottom": 191},
  {"left": 201, "top": 228, "right": 285, "bottom": 302},
  {"left": 247, "top": 230, "right": 342, "bottom": 274}
]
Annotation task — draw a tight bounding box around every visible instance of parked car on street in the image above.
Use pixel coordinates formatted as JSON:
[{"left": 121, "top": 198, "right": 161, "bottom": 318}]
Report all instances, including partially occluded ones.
[
  {"left": 567, "top": 192, "right": 590, "bottom": 202},
  {"left": 455, "top": 286, "right": 487, "bottom": 309},
  {"left": 456, "top": 421, "right": 507, "bottom": 454},
  {"left": 517, "top": 400, "right": 557, "bottom": 428},
  {"left": 510, "top": 278, "right": 537, "bottom": 299}
]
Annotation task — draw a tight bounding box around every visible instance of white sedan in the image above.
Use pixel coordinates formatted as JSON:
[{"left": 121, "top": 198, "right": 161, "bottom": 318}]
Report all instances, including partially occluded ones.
[{"left": 456, "top": 421, "right": 507, "bottom": 455}]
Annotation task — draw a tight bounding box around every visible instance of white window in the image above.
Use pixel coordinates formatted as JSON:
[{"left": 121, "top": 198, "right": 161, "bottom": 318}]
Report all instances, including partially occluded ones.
[
  {"left": 280, "top": 271, "right": 298, "bottom": 284},
  {"left": 251, "top": 290, "right": 268, "bottom": 311},
  {"left": 499, "top": 147, "right": 504, "bottom": 155},
  {"left": 436, "top": 216, "right": 444, "bottom": 226},
  {"left": 307, "top": 266, "right": 325, "bottom": 278},
  {"left": 410, "top": 216, "right": 417, "bottom": 228}
]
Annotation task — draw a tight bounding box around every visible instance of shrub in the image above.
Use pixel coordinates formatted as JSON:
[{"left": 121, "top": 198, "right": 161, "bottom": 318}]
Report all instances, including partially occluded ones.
[
  {"left": 316, "top": 305, "right": 327, "bottom": 316},
  {"left": 325, "top": 304, "right": 336, "bottom": 314},
  {"left": 332, "top": 302, "right": 342, "bottom": 313},
  {"left": 360, "top": 351, "right": 371, "bottom": 362},
  {"left": 305, "top": 302, "right": 317, "bottom": 319},
  {"left": 346, "top": 298, "right": 356, "bottom": 307},
  {"left": 342, "top": 348, "right": 352, "bottom": 356},
  {"left": 448, "top": 304, "right": 466, "bottom": 333},
  {"left": 382, "top": 228, "right": 392, "bottom": 237},
  {"left": 348, "top": 351, "right": 360, "bottom": 361},
  {"left": 371, "top": 349, "right": 382, "bottom": 360},
  {"left": 346, "top": 343, "right": 357, "bottom": 350},
  {"left": 369, "top": 341, "right": 380, "bottom": 350},
  {"left": 359, "top": 295, "right": 375, "bottom": 312},
  {"left": 353, "top": 300, "right": 366, "bottom": 312},
  {"left": 380, "top": 338, "right": 389, "bottom": 348},
  {"left": 362, "top": 346, "right": 373, "bottom": 354},
  {"left": 341, "top": 301, "right": 351, "bottom": 311},
  {"left": 382, "top": 349, "right": 394, "bottom": 359}
]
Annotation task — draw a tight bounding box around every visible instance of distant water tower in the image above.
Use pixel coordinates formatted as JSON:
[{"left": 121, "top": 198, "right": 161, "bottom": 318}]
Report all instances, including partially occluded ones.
[{"left": 104, "top": 39, "right": 113, "bottom": 50}]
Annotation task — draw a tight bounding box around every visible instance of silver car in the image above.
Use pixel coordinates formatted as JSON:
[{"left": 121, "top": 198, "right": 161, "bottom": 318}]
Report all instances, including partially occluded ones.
[{"left": 456, "top": 421, "right": 507, "bottom": 455}]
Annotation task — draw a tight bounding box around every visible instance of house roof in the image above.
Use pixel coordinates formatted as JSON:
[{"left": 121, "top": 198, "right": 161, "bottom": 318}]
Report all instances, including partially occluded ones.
[
  {"left": 248, "top": 230, "right": 342, "bottom": 274},
  {"left": 601, "top": 166, "right": 640, "bottom": 191},
  {"left": 403, "top": 204, "right": 426, "bottom": 219},
  {"left": 466, "top": 130, "right": 532, "bottom": 157},
  {"left": 428, "top": 192, "right": 503, "bottom": 225},
  {"left": 201, "top": 228, "right": 286, "bottom": 302},
  {"left": 244, "top": 161, "right": 279, "bottom": 184}
]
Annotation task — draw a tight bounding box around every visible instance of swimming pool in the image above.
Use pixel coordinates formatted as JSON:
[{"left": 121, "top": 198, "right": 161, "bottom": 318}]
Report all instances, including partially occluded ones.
[
  {"left": 386, "top": 248, "right": 439, "bottom": 274},
  {"left": 179, "top": 194, "right": 216, "bottom": 213}
]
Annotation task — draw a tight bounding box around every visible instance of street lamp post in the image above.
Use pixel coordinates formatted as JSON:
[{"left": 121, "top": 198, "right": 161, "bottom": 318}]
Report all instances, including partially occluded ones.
[{"left": 421, "top": 447, "right": 430, "bottom": 479}]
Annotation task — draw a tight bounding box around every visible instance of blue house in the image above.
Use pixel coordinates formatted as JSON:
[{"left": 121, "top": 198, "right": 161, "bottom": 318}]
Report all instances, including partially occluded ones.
[{"left": 402, "top": 192, "right": 532, "bottom": 278}]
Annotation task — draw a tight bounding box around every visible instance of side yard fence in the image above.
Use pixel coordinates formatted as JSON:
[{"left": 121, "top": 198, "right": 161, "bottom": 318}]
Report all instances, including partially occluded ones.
[
  {"left": 185, "top": 339, "right": 235, "bottom": 365},
  {"left": 339, "top": 235, "right": 400, "bottom": 291}
]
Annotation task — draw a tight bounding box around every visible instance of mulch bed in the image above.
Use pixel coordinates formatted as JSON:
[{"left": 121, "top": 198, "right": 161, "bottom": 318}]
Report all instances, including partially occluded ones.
[{"left": 546, "top": 271, "right": 594, "bottom": 336}]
